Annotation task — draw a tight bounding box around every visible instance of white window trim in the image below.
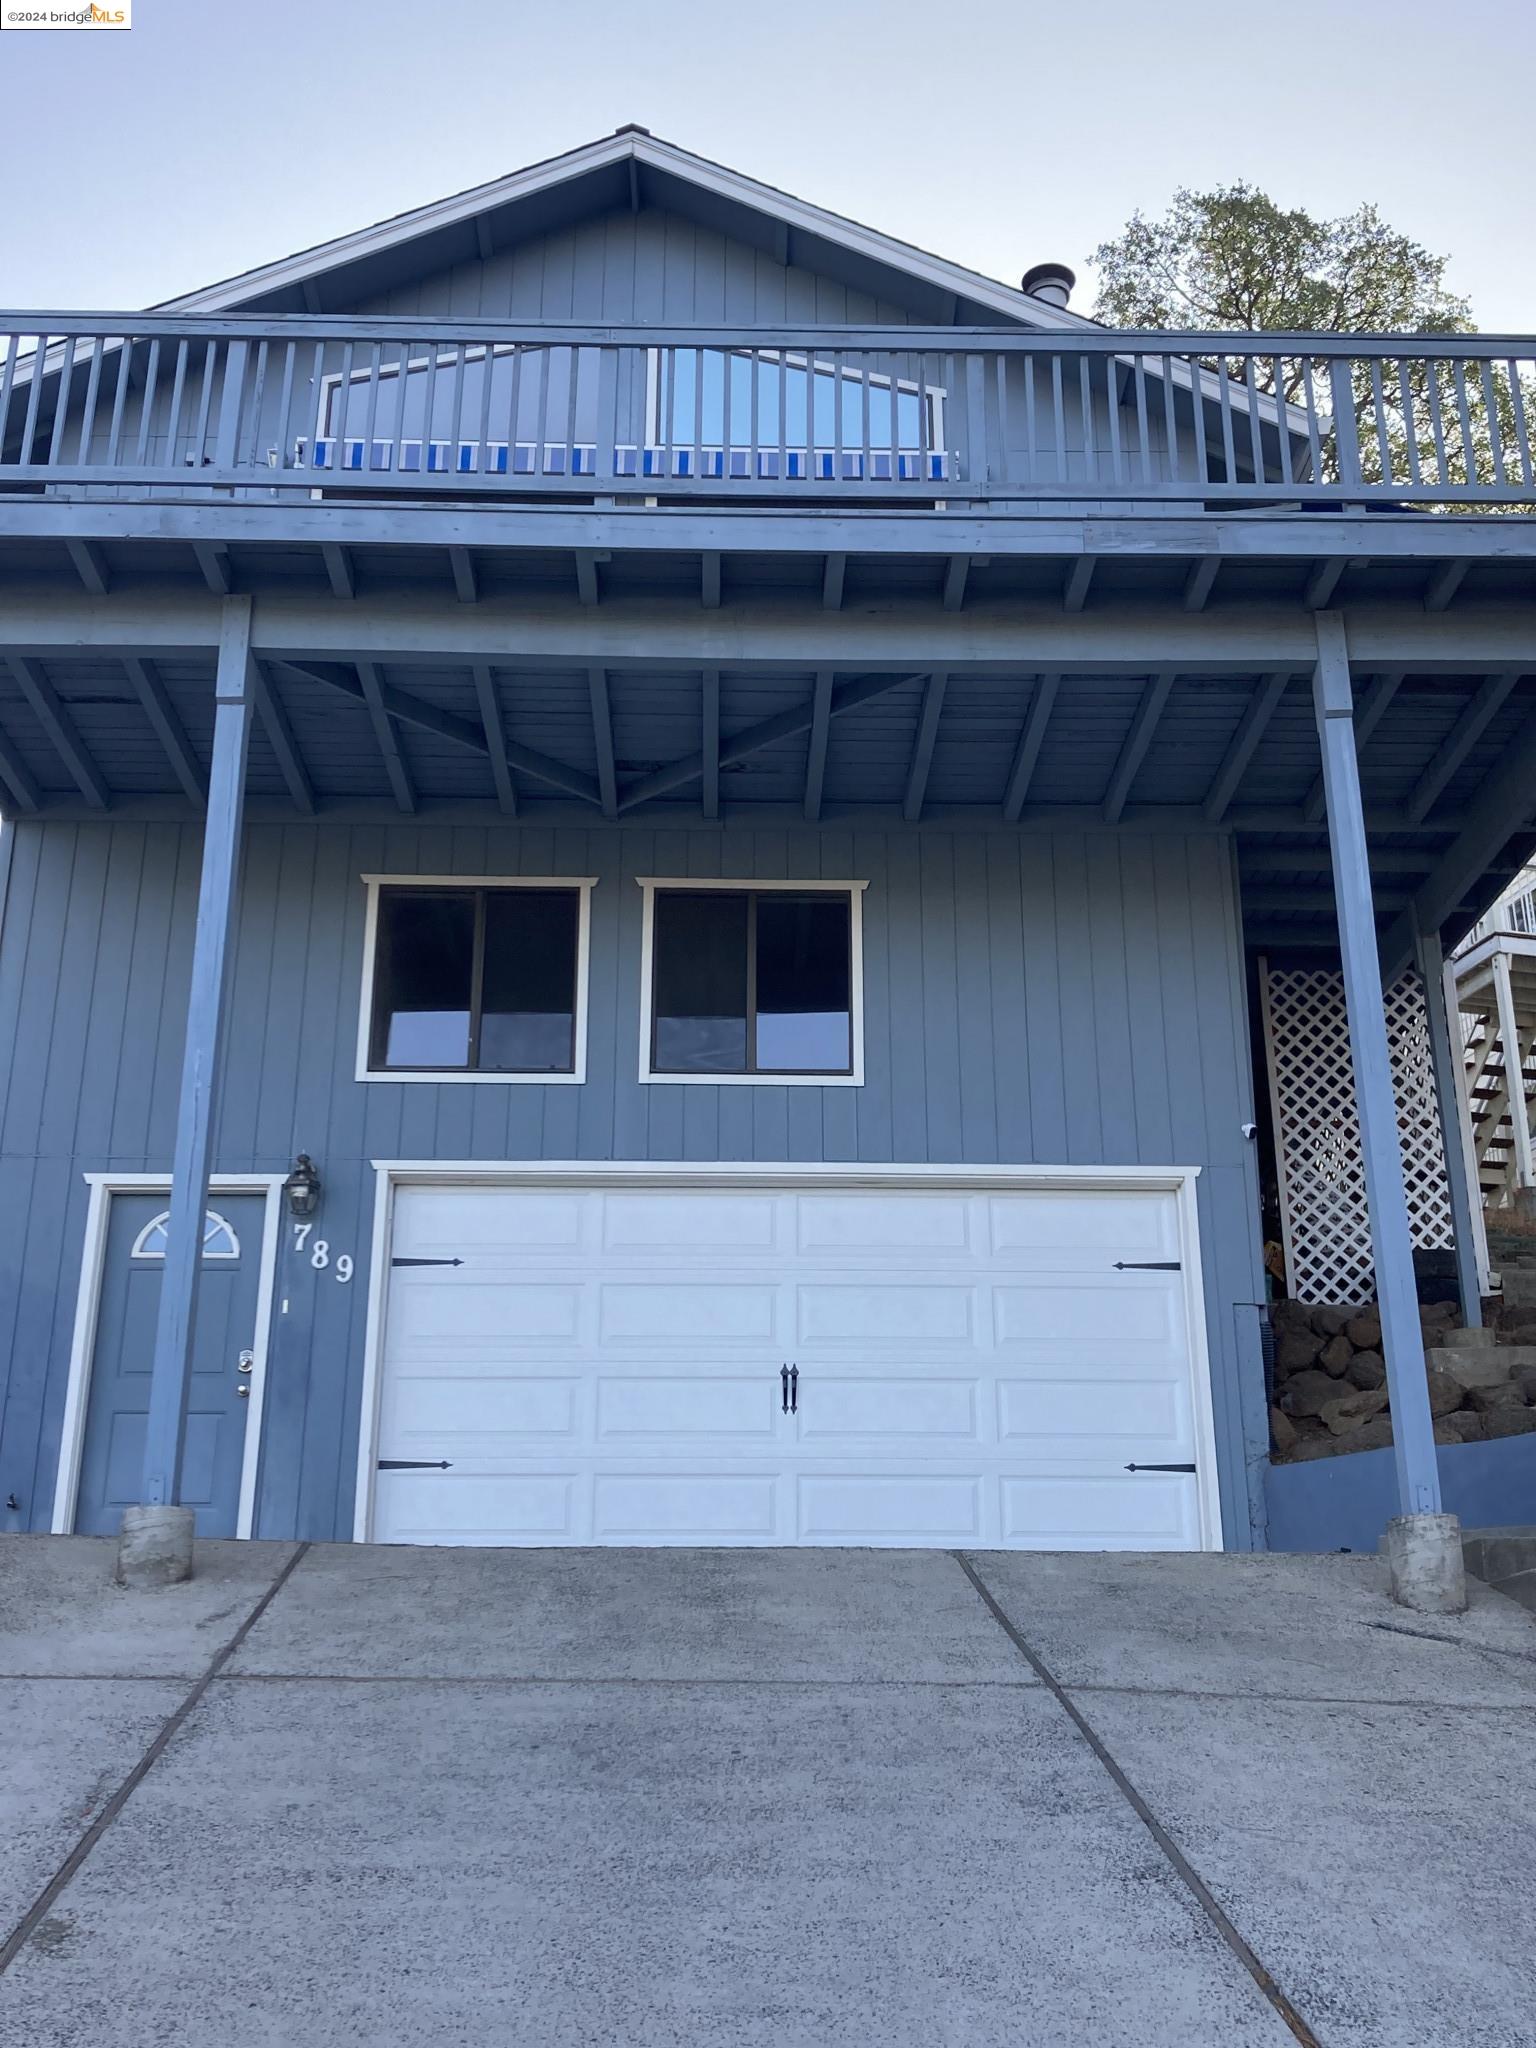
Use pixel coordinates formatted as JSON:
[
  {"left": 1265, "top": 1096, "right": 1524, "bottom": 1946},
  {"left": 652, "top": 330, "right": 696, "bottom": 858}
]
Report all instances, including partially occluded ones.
[
  {"left": 352, "top": 1161, "right": 1219, "bottom": 1552},
  {"left": 355, "top": 875, "right": 596, "bottom": 1086},
  {"left": 636, "top": 877, "right": 866, "bottom": 1088},
  {"left": 130, "top": 1206, "right": 241, "bottom": 1261},
  {"left": 54, "top": 1174, "right": 286, "bottom": 1540}
]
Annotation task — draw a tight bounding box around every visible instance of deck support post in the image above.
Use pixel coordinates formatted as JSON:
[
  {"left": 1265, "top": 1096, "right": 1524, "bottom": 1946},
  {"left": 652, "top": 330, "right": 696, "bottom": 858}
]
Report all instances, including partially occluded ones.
[
  {"left": 1414, "top": 924, "right": 1485, "bottom": 1327},
  {"left": 1312, "top": 612, "right": 1463, "bottom": 1610},
  {"left": 124, "top": 596, "right": 253, "bottom": 1587}
]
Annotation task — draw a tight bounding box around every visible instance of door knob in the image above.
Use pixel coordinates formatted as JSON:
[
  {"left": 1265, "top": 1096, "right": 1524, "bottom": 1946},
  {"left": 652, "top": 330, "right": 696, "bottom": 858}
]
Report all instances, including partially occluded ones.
[{"left": 236, "top": 1385, "right": 251, "bottom": 1399}]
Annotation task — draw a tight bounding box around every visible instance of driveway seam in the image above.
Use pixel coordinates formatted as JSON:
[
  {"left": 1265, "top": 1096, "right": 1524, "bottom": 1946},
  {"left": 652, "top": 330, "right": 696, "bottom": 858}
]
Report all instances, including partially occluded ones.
[
  {"left": 0, "top": 1541, "right": 310, "bottom": 1979},
  {"left": 952, "top": 1550, "right": 1324, "bottom": 2048}
]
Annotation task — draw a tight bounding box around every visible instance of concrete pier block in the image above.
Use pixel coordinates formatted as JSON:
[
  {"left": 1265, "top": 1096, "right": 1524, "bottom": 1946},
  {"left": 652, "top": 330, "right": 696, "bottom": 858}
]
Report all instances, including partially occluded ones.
[
  {"left": 116, "top": 1504, "right": 195, "bottom": 1588},
  {"left": 1383, "top": 1511, "right": 1467, "bottom": 1614}
]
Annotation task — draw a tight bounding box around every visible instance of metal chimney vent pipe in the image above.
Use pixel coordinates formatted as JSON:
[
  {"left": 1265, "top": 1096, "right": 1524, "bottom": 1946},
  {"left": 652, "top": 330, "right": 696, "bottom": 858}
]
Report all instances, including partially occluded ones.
[{"left": 1021, "top": 262, "right": 1076, "bottom": 309}]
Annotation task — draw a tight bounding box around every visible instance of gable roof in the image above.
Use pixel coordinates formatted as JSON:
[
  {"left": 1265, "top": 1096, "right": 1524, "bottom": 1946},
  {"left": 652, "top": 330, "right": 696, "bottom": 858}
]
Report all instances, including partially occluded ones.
[{"left": 155, "top": 127, "right": 1094, "bottom": 331}]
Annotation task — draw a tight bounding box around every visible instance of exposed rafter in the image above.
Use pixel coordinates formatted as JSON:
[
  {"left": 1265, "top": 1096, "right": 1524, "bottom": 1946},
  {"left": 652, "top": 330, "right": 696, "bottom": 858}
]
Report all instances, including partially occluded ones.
[
  {"left": 701, "top": 668, "right": 721, "bottom": 820},
  {"left": 7, "top": 656, "right": 108, "bottom": 808},
  {"left": 65, "top": 537, "right": 110, "bottom": 596},
  {"left": 1424, "top": 561, "right": 1468, "bottom": 613},
  {"left": 191, "top": 542, "right": 233, "bottom": 596},
  {"left": 803, "top": 670, "right": 833, "bottom": 821},
  {"left": 322, "top": 543, "right": 356, "bottom": 600},
  {"left": 123, "top": 656, "right": 205, "bottom": 805},
  {"left": 0, "top": 716, "right": 40, "bottom": 811},
  {"left": 574, "top": 549, "right": 604, "bottom": 606},
  {"left": 902, "top": 672, "right": 948, "bottom": 821},
  {"left": 1103, "top": 672, "right": 1175, "bottom": 824},
  {"left": 1001, "top": 675, "right": 1059, "bottom": 822},
  {"left": 1182, "top": 557, "right": 1220, "bottom": 613},
  {"left": 1403, "top": 671, "right": 1520, "bottom": 823},
  {"left": 448, "top": 547, "right": 479, "bottom": 604},
  {"left": 822, "top": 554, "right": 846, "bottom": 611},
  {"left": 618, "top": 671, "right": 926, "bottom": 813},
  {"left": 356, "top": 659, "right": 415, "bottom": 814},
  {"left": 588, "top": 666, "right": 618, "bottom": 816},
  {"left": 1063, "top": 559, "right": 1095, "bottom": 612},
  {"left": 250, "top": 664, "right": 316, "bottom": 815},
  {"left": 472, "top": 663, "right": 517, "bottom": 815},
  {"left": 1203, "top": 672, "right": 1288, "bottom": 824},
  {"left": 1304, "top": 558, "right": 1346, "bottom": 610},
  {"left": 701, "top": 552, "right": 722, "bottom": 610},
  {"left": 942, "top": 557, "right": 970, "bottom": 613}
]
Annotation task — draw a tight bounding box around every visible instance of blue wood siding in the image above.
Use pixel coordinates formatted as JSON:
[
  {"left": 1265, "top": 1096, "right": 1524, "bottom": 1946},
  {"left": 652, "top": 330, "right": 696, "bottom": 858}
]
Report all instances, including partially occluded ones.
[{"left": 0, "top": 819, "right": 1267, "bottom": 1547}]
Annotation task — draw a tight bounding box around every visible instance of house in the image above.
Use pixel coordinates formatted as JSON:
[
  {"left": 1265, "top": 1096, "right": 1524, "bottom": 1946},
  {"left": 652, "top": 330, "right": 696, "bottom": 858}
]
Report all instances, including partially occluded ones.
[{"left": 1, "top": 128, "right": 1533, "bottom": 1582}]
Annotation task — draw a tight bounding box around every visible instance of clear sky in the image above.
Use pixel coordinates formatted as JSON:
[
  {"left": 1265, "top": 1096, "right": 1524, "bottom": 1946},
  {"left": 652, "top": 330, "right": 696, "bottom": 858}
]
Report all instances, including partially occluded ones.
[{"left": 1, "top": 0, "right": 1533, "bottom": 329}]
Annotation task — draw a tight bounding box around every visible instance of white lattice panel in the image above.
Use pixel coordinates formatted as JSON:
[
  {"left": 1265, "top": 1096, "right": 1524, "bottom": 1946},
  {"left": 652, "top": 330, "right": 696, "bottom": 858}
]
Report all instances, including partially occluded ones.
[{"left": 1262, "top": 966, "right": 1454, "bottom": 1302}]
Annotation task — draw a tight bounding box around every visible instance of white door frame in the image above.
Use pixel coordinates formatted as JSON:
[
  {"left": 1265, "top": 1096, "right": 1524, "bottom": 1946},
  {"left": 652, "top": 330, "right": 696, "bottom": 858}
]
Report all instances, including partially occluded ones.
[
  {"left": 353, "top": 1160, "right": 1220, "bottom": 1549},
  {"left": 52, "top": 1172, "right": 287, "bottom": 1538}
]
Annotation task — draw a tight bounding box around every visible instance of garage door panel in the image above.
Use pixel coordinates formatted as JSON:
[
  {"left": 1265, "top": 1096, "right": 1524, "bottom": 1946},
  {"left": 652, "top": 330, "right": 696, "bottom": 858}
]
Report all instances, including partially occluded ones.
[
  {"left": 382, "top": 1373, "right": 579, "bottom": 1445},
  {"left": 593, "top": 1472, "right": 779, "bottom": 1541},
  {"left": 795, "top": 1193, "right": 974, "bottom": 1255},
  {"left": 388, "top": 1280, "right": 582, "bottom": 1344},
  {"left": 796, "top": 1473, "right": 983, "bottom": 1543},
  {"left": 797, "top": 1282, "right": 975, "bottom": 1345},
  {"left": 598, "top": 1281, "right": 780, "bottom": 1343},
  {"left": 992, "top": 1280, "right": 1180, "bottom": 1350},
  {"left": 795, "top": 1377, "right": 981, "bottom": 1443},
  {"left": 393, "top": 1188, "right": 588, "bottom": 1254},
  {"left": 1000, "top": 1472, "right": 1199, "bottom": 1549},
  {"left": 376, "top": 1470, "right": 577, "bottom": 1543},
  {"left": 595, "top": 1375, "right": 778, "bottom": 1439},
  {"left": 986, "top": 1191, "right": 1180, "bottom": 1261},
  {"left": 601, "top": 1192, "right": 780, "bottom": 1252},
  {"left": 996, "top": 1378, "right": 1189, "bottom": 1452}
]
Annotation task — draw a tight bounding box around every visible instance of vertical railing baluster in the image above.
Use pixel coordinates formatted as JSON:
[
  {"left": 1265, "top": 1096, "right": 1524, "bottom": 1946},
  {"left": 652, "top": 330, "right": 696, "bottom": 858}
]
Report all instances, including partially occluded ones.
[
  {"left": 1050, "top": 353, "right": 1066, "bottom": 482},
  {"left": 1244, "top": 353, "right": 1265, "bottom": 484},
  {"left": 18, "top": 331, "right": 49, "bottom": 466},
  {"left": 532, "top": 342, "right": 551, "bottom": 476},
  {"left": 594, "top": 345, "right": 617, "bottom": 486},
  {"left": 1105, "top": 353, "right": 1123, "bottom": 484},
  {"left": 749, "top": 346, "right": 760, "bottom": 483},
  {"left": 270, "top": 340, "right": 297, "bottom": 469},
  {"left": 506, "top": 338, "right": 525, "bottom": 464},
  {"left": 1271, "top": 356, "right": 1292, "bottom": 485},
  {"left": 1367, "top": 357, "right": 1391, "bottom": 485},
  {"left": 133, "top": 336, "right": 161, "bottom": 467},
  {"left": 1162, "top": 353, "right": 1179, "bottom": 484},
  {"left": 1450, "top": 356, "right": 1476, "bottom": 487},
  {"left": 1480, "top": 359, "right": 1507, "bottom": 488},
  {"left": 1077, "top": 355, "right": 1094, "bottom": 485},
  {"left": 47, "top": 333, "right": 78, "bottom": 467},
  {"left": 1299, "top": 358, "right": 1322, "bottom": 482},
  {"left": 211, "top": 337, "right": 247, "bottom": 472},
  {"left": 1396, "top": 358, "right": 1422, "bottom": 486},
  {"left": 1133, "top": 352, "right": 1152, "bottom": 484},
  {"left": 104, "top": 334, "right": 131, "bottom": 468},
  {"left": 361, "top": 341, "right": 385, "bottom": 468},
  {"left": 1217, "top": 358, "right": 1236, "bottom": 485},
  {"left": 1190, "top": 351, "right": 1208, "bottom": 485},
  {"left": 0, "top": 330, "right": 23, "bottom": 465},
  {"left": 191, "top": 339, "right": 218, "bottom": 466},
  {"left": 834, "top": 347, "right": 848, "bottom": 482},
  {"left": 690, "top": 343, "right": 704, "bottom": 486},
  {"left": 1425, "top": 359, "right": 1450, "bottom": 489},
  {"left": 477, "top": 336, "right": 496, "bottom": 473},
  {"left": 1506, "top": 358, "right": 1534, "bottom": 487},
  {"left": 163, "top": 337, "right": 190, "bottom": 465},
  {"left": 564, "top": 343, "right": 581, "bottom": 479},
  {"left": 1326, "top": 356, "right": 1363, "bottom": 493},
  {"left": 886, "top": 350, "right": 899, "bottom": 486},
  {"left": 776, "top": 343, "right": 788, "bottom": 476},
  {"left": 1022, "top": 348, "right": 1037, "bottom": 480},
  {"left": 335, "top": 340, "right": 357, "bottom": 459},
  {"left": 991, "top": 352, "right": 1009, "bottom": 492},
  {"left": 243, "top": 339, "right": 269, "bottom": 468},
  {"left": 448, "top": 338, "right": 467, "bottom": 468}
]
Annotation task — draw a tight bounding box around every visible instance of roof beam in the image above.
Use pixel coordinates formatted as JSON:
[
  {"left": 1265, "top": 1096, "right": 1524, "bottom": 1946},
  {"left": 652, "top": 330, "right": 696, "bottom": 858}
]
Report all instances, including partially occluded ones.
[
  {"left": 1182, "top": 557, "right": 1220, "bottom": 612},
  {"left": 1404, "top": 671, "right": 1521, "bottom": 824},
  {"left": 902, "top": 671, "right": 948, "bottom": 822},
  {"left": 191, "top": 542, "right": 233, "bottom": 596},
  {"left": 588, "top": 666, "right": 618, "bottom": 817},
  {"left": 1303, "top": 558, "right": 1346, "bottom": 610},
  {"left": 65, "top": 538, "right": 110, "bottom": 596},
  {"left": 250, "top": 663, "right": 315, "bottom": 815},
  {"left": 272, "top": 659, "right": 602, "bottom": 805},
  {"left": 0, "top": 716, "right": 40, "bottom": 811},
  {"left": 1301, "top": 670, "right": 1402, "bottom": 822},
  {"left": 1382, "top": 706, "right": 1536, "bottom": 976},
  {"left": 803, "top": 669, "right": 833, "bottom": 821},
  {"left": 1103, "top": 672, "right": 1175, "bottom": 824},
  {"left": 1424, "top": 561, "right": 1468, "bottom": 613},
  {"left": 943, "top": 556, "right": 970, "bottom": 613},
  {"left": 1001, "top": 675, "right": 1059, "bottom": 822},
  {"left": 1240, "top": 846, "right": 1432, "bottom": 876},
  {"left": 123, "top": 656, "right": 205, "bottom": 805},
  {"left": 701, "top": 668, "right": 720, "bottom": 821},
  {"left": 472, "top": 663, "right": 516, "bottom": 815},
  {"left": 321, "top": 543, "right": 355, "bottom": 600},
  {"left": 356, "top": 659, "right": 414, "bottom": 814},
  {"left": 1203, "top": 672, "right": 1288, "bottom": 824},
  {"left": 448, "top": 547, "right": 478, "bottom": 604},
  {"left": 822, "top": 553, "right": 846, "bottom": 611},
  {"left": 1063, "top": 559, "right": 1095, "bottom": 612},
  {"left": 7, "top": 656, "right": 108, "bottom": 808},
  {"left": 701, "top": 551, "right": 721, "bottom": 610},
  {"left": 1243, "top": 884, "right": 1409, "bottom": 916},
  {"left": 619, "top": 670, "right": 926, "bottom": 813}
]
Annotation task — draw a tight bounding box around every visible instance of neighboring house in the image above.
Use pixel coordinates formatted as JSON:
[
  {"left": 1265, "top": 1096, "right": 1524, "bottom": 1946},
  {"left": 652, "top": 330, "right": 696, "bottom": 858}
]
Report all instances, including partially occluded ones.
[{"left": 0, "top": 127, "right": 1532, "bottom": 1557}]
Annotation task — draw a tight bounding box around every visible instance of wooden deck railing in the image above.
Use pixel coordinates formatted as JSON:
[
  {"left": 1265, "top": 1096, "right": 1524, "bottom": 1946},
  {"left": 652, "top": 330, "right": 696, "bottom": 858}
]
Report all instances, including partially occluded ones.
[{"left": 2, "top": 315, "right": 1535, "bottom": 509}]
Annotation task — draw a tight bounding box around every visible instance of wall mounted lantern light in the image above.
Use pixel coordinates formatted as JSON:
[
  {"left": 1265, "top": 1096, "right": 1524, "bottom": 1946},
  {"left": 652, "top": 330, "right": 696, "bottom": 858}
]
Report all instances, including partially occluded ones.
[{"left": 283, "top": 1153, "right": 321, "bottom": 1218}]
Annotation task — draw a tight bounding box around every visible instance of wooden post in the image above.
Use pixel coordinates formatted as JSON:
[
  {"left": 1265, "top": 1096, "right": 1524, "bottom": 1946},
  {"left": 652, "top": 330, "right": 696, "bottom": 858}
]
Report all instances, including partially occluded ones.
[
  {"left": 1312, "top": 611, "right": 1442, "bottom": 1520},
  {"left": 139, "top": 596, "right": 253, "bottom": 1510}
]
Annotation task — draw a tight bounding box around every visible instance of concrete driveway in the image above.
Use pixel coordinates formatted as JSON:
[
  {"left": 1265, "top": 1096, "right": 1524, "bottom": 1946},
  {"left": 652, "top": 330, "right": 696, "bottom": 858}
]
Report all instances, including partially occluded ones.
[{"left": 2, "top": 1539, "right": 1534, "bottom": 2048}]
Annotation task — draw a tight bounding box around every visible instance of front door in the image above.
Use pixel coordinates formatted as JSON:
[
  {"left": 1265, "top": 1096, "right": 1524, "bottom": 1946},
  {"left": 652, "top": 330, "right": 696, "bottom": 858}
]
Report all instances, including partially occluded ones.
[{"left": 74, "top": 1192, "right": 266, "bottom": 1537}]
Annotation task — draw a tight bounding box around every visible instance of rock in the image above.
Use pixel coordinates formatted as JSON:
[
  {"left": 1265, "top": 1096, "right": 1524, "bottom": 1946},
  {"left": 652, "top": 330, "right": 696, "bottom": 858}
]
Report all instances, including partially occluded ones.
[
  {"left": 1433, "top": 1418, "right": 1466, "bottom": 1445},
  {"left": 1426, "top": 1348, "right": 1513, "bottom": 1392},
  {"left": 1270, "top": 1297, "right": 1313, "bottom": 1334},
  {"left": 1321, "top": 1387, "right": 1390, "bottom": 1436},
  {"left": 1288, "top": 1437, "right": 1341, "bottom": 1462},
  {"left": 1469, "top": 1381, "right": 1528, "bottom": 1414},
  {"left": 1345, "top": 1310, "right": 1382, "bottom": 1350},
  {"left": 1318, "top": 1333, "right": 1355, "bottom": 1378},
  {"left": 1516, "top": 1365, "right": 1536, "bottom": 1404},
  {"left": 1500, "top": 1315, "right": 1536, "bottom": 1345},
  {"left": 1424, "top": 1367, "right": 1467, "bottom": 1419},
  {"left": 1439, "top": 1409, "right": 1487, "bottom": 1442},
  {"left": 1345, "top": 1349, "right": 1386, "bottom": 1391},
  {"left": 1311, "top": 1304, "right": 1357, "bottom": 1338},
  {"left": 1439, "top": 1326, "right": 1496, "bottom": 1350},
  {"left": 1269, "top": 1405, "right": 1298, "bottom": 1453},
  {"left": 1275, "top": 1328, "right": 1325, "bottom": 1374},
  {"left": 1351, "top": 1417, "right": 1395, "bottom": 1452},
  {"left": 1483, "top": 1405, "right": 1536, "bottom": 1440},
  {"left": 1280, "top": 1369, "right": 1353, "bottom": 1420}
]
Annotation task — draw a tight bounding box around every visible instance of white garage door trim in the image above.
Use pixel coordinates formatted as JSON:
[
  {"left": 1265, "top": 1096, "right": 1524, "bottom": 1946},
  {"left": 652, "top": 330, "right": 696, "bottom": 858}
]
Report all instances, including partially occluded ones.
[{"left": 353, "top": 1161, "right": 1220, "bottom": 1549}]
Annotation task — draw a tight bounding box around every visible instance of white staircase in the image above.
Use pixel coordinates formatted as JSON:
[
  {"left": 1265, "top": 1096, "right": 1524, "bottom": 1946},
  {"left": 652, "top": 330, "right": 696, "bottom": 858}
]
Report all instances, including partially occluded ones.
[{"left": 1453, "top": 870, "right": 1536, "bottom": 1211}]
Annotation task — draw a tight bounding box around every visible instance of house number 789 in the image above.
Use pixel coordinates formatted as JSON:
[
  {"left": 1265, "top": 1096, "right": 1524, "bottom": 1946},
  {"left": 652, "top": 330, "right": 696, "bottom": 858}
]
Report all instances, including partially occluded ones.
[{"left": 292, "top": 1223, "right": 353, "bottom": 1283}]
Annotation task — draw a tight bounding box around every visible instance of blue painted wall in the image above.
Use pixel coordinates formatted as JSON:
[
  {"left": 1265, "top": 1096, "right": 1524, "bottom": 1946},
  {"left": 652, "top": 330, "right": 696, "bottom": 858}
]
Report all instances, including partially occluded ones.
[
  {"left": 0, "top": 817, "right": 1268, "bottom": 1545},
  {"left": 1267, "top": 1437, "right": 1536, "bottom": 1554}
]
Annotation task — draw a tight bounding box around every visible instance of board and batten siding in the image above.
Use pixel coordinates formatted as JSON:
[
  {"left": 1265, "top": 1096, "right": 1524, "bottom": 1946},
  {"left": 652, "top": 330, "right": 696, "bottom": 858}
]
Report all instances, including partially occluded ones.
[{"left": 0, "top": 819, "right": 1268, "bottom": 1547}]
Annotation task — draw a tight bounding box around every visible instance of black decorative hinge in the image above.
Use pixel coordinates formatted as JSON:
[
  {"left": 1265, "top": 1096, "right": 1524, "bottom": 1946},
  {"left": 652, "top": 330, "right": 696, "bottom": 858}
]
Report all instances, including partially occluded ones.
[
  {"left": 790, "top": 1365, "right": 799, "bottom": 1415},
  {"left": 377, "top": 1459, "right": 453, "bottom": 1471},
  {"left": 391, "top": 1256, "right": 465, "bottom": 1268},
  {"left": 781, "top": 1365, "right": 791, "bottom": 1414},
  {"left": 1124, "top": 1462, "right": 1196, "bottom": 1473},
  {"left": 1114, "top": 1261, "right": 1181, "bottom": 1271}
]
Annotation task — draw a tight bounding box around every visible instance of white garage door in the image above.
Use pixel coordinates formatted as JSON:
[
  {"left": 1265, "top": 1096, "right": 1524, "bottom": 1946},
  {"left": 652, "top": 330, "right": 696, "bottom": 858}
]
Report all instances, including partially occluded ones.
[{"left": 367, "top": 1178, "right": 1215, "bottom": 1550}]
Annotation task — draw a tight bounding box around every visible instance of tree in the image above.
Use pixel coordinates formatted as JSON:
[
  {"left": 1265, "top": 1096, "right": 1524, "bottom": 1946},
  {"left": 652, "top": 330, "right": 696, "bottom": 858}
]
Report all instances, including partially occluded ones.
[{"left": 1089, "top": 185, "right": 1522, "bottom": 497}]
